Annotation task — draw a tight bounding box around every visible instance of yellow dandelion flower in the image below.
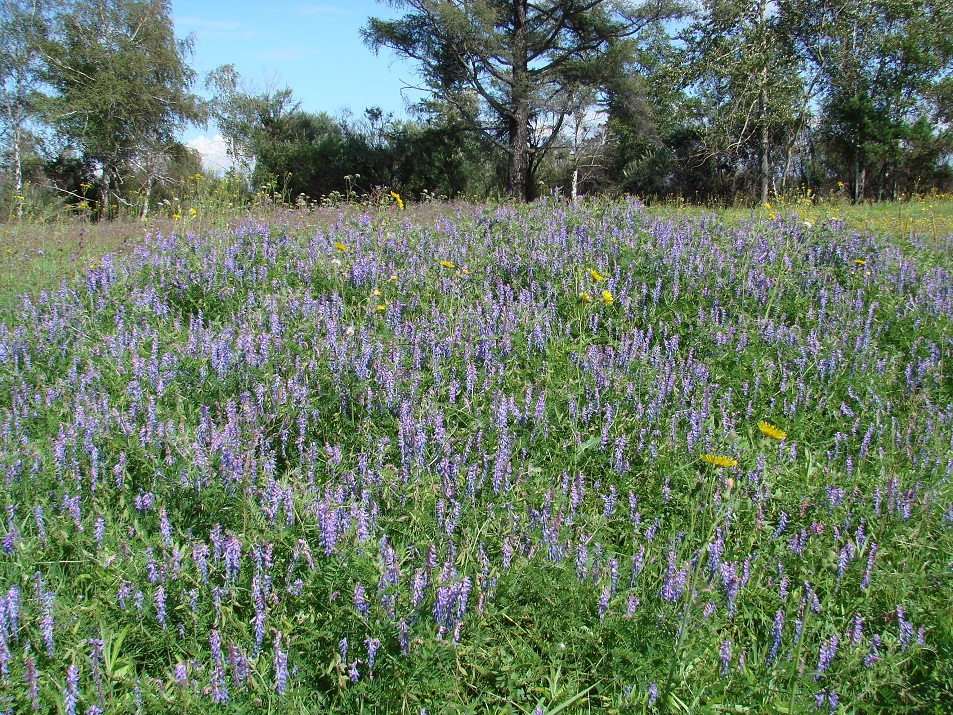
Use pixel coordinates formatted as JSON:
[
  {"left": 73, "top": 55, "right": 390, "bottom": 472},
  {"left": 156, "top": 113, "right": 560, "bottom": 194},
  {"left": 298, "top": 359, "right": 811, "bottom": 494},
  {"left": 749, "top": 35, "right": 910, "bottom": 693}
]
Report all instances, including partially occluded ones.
[
  {"left": 579, "top": 291, "right": 591, "bottom": 303},
  {"left": 757, "top": 421, "right": 787, "bottom": 440},
  {"left": 439, "top": 260, "right": 455, "bottom": 269},
  {"left": 172, "top": 212, "right": 181, "bottom": 220},
  {"left": 854, "top": 258, "right": 866, "bottom": 266},
  {"left": 390, "top": 191, "right": 404, "bottom": 210},
  {"left": 590, "top": 268, "right": 605, "bottom": 282},
  {"left": 189, "top": 207, "right": 197, "bottom": 218},
  {"left": 768, "top": 212, "right": 776, "bottom": 221},
  {"left": 333, "top": 242, "right": 348, "bottom": 252},
  {"left": 700, "top": 454, "right": 738, "bottom": 468},
  {"left": 376, "top": 304, "right": 386, "bottom": 311},
  {"left": 601, "top": 289, "right": 613, "bottom": 306},
  {"left": 373, "top": 289, "right": 381, "bottom": 296},
  {"left": 389, "top": 274, "right": 398, "bottom": 281}
]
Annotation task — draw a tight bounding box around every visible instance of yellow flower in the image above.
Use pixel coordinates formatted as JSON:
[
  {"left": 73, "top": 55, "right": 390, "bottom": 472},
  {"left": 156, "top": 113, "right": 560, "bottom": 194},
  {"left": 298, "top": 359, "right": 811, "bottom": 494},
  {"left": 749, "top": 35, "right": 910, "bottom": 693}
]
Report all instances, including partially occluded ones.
[
  {"left": 333, "top": 242, "right": 348, "bottom": 252},
  {"left": 700, "top": 454, "right": 738, "bottom": 468},
  {"left": 376, "top": 304, "right": 386, "bottom": 311},
  {"left": 854, "top": 258, "right": 866, "bottom": 266},
  {"left": 373, "top": 289, "right": 381, "bottom": 296},
  {"left": 389, "top": 274, "right": 398, "bottom": 281},
  {"left": 768, "top": 212, "right": 776, "bottom": 221},
  {"left": 757, "top": 421, "right": 787, "bottom": 440},
  {"left": 189, "top": 207, "right": 197, "bottom": 218},
  {"left": 590, "top": 268, "right": 605, "bottom": 282},
  {"left": 172, "top": 212, "right": 181, "bottom": 220},
  {"left": 579, "top": 291, "right": 591, "bottom": 303},
  {"left": 390, "top": 190, "right": 404, "bottom": 210},
  {"left": 763, "top": 202, "right": 771, "bottom": 210},
  {"left": 601, "top": 289, "right": 613, "bottom": 306},
  {"left": 439, "top": 260, "right": 455, "bottom": 269}
]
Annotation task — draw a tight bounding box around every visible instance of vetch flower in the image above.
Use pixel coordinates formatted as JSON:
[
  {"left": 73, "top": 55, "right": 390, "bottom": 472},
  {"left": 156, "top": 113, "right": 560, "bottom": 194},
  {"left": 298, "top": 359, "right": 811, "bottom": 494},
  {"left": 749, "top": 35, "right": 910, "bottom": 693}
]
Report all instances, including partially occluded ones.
[
  {"left": 700, "top": 454, "right": 738, "bottom": 468},
  {"left": 758, "top": 421, "right": 787, "bottom": 440}
]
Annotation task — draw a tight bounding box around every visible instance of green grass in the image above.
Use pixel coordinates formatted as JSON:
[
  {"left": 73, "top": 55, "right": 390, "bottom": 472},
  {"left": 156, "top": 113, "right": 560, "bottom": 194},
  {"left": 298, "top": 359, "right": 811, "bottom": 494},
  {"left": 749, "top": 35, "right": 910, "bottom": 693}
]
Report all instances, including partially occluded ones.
[{"left": 0, "top": 196, "right": 951, "bottom": 714}]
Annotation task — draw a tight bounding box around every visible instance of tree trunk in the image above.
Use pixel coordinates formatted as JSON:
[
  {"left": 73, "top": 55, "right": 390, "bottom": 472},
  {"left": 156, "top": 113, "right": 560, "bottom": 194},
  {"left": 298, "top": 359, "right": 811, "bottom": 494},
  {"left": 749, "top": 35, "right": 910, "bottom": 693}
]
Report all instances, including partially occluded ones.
[
  {"left": 101, "top": 170, "right": 111, "bottom": 220},
  {"left": 760, "top": 117, "right": 770, "bottom": 206},
  {"left": 758, "top": 0, "right": 770, "bottom": 207},
  {"left": 505, "top": 0, "right": 530, "bottom": 202},
  {"left": 141, "top": 173, "right": 155, "bottom": 220},
  {"left": 12, "top": 123, "right": 22, "bottom": 219}
]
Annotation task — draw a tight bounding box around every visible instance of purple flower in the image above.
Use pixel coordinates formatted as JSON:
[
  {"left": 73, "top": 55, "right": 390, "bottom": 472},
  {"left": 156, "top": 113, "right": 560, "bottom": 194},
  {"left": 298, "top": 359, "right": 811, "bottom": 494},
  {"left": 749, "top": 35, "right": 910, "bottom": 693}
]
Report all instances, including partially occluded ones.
[
  {"left": 766, "top": 610, "right": 784, "bottom": 666},
  {"left": 354, "top": 582, "right": 369, "bottom": 617},
  {"left": 63, "top": 664, "right": 79, "bottom": 715},
  {"left": 365, "top": 637, "right": 380, "bottom": 675},
  {"left": 720, "top": 639, "right": 730, "bottom": 676},
  {"left": 816, "top": 634, "right": 838, "bottom": 679},
  {"left": 864, "top": 634, "right": 882, "bottom": 667},
  {"left": 154, "top": 586, "right": 166, "bottom": 628},
  {"left": 597, "top": 585, "right": 610, "bottom": 621},
  {"left": 159, "top": 509, "right": 172, "bottom": 548},
  {"left": 210, "top": 629, "right": 228, "bottom": 703},
  {"left": 897, "top": 607, "right": 913, "bottom": 650},
  {"left": 648, "top": 682, "right": 658, "bottom": 705},
  {"left": 24, "top": 652, "right": 38, "bottom": 710},
  {"left": 273, "top": 632, "right": 288, "bottom": 697}
]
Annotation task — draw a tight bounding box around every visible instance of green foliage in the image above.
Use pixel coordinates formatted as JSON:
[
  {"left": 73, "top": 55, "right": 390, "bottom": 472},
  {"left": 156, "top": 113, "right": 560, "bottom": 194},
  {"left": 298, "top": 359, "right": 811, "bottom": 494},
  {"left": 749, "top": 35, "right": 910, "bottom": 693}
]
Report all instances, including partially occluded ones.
[
  {"left": 41, "top": 0, "right": 204, "bottom": 217},
  {"left": 363, "top": 0, "right": 686, "bottom": 201},
  {"left": 0, "top": 200, "right": 952, "bottom": 713}
]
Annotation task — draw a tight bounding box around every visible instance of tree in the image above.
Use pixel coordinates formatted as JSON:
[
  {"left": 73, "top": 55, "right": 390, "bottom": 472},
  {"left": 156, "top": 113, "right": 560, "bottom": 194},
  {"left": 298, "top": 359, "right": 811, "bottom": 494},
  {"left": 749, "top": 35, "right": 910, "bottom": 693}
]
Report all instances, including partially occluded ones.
[
  {"left": 681, "top": 0, "right": 807, "bottom": 204},
  {"left": 781, "top": 0, "right": 953, "bottom": 201},
  {"left": 0, "top": 0, "right": 50, "bottom": 216},
  {"left": 363, "top": 0, "right": 684, "bottom": 202},
  {"left": 43, "top": 0, "right": 203, "bottom": 217},
  {"left": 205, "top": 65, "right": 300, "bottom": 174}
]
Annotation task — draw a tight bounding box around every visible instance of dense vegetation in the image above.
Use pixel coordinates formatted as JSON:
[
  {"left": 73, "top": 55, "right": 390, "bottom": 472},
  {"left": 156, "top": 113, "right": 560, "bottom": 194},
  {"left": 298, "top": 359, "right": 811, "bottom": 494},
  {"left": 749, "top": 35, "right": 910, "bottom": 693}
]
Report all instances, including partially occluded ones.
[
  {"left": 0, "top": 199, "right": 950, "bottom": 712},
  {"left": 2, "top": 0, "right": 952, "bottom": 217}
]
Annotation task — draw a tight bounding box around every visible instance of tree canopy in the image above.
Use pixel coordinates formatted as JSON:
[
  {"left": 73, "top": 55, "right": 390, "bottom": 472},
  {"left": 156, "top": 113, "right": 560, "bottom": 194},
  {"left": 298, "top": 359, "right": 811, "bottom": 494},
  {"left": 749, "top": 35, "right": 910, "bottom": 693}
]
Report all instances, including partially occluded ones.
[{"left": 363, "top": 0, "right": 685, "bottom": 201}]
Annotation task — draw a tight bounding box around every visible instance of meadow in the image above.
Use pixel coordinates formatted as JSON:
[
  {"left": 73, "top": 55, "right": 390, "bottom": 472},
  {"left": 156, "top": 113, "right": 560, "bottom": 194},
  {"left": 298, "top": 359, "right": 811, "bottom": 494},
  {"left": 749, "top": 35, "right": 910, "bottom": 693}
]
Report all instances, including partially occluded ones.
[{"left": 0, "top": 197, "right": 951, "bottom": 714}]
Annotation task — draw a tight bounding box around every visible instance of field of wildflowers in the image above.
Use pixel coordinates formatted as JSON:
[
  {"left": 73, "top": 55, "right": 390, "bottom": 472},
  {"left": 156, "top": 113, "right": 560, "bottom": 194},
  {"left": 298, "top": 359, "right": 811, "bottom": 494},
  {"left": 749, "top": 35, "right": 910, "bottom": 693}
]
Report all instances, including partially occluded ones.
[{"left": 0, "top": 198, "right": 951, "bottom": 713}]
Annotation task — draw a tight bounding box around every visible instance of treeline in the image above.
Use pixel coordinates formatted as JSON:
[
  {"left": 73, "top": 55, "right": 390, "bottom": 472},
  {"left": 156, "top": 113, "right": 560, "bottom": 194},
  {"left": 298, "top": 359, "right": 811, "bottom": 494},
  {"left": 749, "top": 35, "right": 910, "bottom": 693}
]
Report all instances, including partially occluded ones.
[{"left": 2, "top": 0, "right": 952, "bottom": 218}]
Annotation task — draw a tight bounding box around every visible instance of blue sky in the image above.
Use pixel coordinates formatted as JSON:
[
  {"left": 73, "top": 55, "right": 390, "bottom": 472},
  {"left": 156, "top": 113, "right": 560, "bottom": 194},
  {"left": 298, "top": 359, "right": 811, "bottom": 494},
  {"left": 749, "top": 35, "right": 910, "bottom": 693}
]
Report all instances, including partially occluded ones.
[{"left": 172, "top": 0, "right": 424, "bottom": 169}]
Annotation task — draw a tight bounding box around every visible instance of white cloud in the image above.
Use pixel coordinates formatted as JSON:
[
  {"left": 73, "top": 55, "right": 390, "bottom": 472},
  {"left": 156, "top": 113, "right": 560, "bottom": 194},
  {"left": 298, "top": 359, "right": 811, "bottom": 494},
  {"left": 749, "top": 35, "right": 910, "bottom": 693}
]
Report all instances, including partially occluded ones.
[
  {"left": 186, "top": 134, "right": 233, "bottom": 174},
  {"left": 296, "top": 4, "right": 353, "bottom": 16}
]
